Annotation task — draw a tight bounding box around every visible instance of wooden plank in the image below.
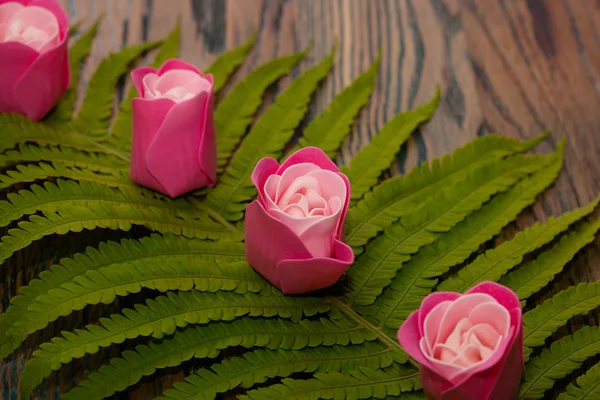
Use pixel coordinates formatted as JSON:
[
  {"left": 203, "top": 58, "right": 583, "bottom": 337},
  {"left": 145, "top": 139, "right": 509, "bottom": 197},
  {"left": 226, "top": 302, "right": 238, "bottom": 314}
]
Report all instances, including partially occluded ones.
[{"left": 0, "top": 0, "right": 599, "bottom": 398}]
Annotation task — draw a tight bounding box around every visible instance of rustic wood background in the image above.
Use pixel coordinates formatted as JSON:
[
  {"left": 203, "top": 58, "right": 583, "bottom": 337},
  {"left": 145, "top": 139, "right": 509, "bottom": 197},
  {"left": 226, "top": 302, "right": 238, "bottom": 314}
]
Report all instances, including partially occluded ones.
[{"left": 2, "top": 0, "right": 600, "bottom": 399}]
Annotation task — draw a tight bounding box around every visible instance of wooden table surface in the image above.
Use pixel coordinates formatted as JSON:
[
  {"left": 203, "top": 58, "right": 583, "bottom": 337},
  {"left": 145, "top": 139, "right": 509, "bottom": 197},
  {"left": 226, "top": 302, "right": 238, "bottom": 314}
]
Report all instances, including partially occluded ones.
[{"left": 2, "top": 0, "right": 600, "bottom": 399}]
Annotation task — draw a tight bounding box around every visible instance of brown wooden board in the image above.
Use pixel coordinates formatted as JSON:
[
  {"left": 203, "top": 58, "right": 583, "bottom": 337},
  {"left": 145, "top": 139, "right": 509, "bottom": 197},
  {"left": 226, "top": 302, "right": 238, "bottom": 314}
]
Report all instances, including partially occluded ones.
[{"left": 1, "top": 0, "right": 599, "bottom": 398}]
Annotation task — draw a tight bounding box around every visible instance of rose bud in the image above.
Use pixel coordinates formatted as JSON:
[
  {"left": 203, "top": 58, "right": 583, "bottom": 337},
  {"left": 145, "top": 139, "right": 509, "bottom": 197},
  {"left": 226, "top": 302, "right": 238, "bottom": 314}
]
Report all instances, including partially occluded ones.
[
  {"left": 0, "top": 0, "right": 70, "bottom": 121},
  {"left": 129, "top": 59, "right": 216, "bottom": 198},
  {"left": 398, "top": 281, "right": 524, "bottom": 400},
  {"left": 244, "top": 147, "right": 354, "bottom": 294}
]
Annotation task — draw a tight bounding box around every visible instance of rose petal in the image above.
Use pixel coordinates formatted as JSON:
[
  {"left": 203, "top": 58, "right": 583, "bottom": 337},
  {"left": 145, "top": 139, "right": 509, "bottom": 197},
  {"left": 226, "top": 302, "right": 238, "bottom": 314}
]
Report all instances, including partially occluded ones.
[
  {"left": 423, "top": 300, "right": 453, "bottom": 354},
  {"left": 153, "top": 69, "right": 211, "bottom": 100},
  {"left": 418, "top": 292, "right": 462, "bottom": 337},
  {"left": 297, "top": 210, "right": 341, "bottom": 257},
  {"left": 436, "top": 293, "right": 497, "bottom": 345},
  {"left": 142, "top": 73, "right": 160, "bottom": 99},
  {"left": 423, "top": 339, "right": 466, "bottom": 382},
  {"left": 306, "top": 169, "right": 347, "bottom": 206},
  {"left": 277, "top": 175, "right": 321, "bottom": 208},
  {"left": 466, "top": 323, "right": 502, "bottom": 350},
  {"left": 444, "top": 318, "right": 473, "bottom": 349},
  {"left": 305, "top": 188, "right": 327, "bottom": 210},
  {"left": 7, "top": 5, "right": 59, "bottom": 52},
  {"left": 466, "top": 281, "right": 521, "bottom": 313},
  {"left": 468, "top": 302, "right": 511, "bottom": 339},
  {"left": 0, "top": 2, "right": 23, "bottom": 22},
  {"left": 279, "top": 146, "right": 340, "bottom": 174}
]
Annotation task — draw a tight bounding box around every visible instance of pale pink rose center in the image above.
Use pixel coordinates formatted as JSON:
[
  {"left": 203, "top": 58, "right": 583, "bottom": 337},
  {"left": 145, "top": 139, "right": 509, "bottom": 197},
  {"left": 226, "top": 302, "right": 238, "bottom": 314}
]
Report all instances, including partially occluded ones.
[
  {"left": 419, "top": 293, "right": 511, "bottom": 382},
  {"left": 142, "top": 69, "right": 211, "bottom": 102},
  {"left": 262, "top": 163, "right": 348, "bottom": 258},
  {"left": 0, "top": 3, "right": 60, "bottom": 52}
]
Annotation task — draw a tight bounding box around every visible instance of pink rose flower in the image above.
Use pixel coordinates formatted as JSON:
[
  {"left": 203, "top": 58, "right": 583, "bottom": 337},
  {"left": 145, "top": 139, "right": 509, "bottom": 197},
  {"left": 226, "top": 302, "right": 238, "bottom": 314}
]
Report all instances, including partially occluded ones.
[
  {"left": 398, "top": 281, "right": 524, "bottom": 400},
  {"left": 0, "top": 0, "right": 69, "bottom": 121},
  {"left": 244, "top": 147, "right": 354, "bottom": 294},
  {"left": 129, "top": 59, "right": 216, "bottom": 198}
]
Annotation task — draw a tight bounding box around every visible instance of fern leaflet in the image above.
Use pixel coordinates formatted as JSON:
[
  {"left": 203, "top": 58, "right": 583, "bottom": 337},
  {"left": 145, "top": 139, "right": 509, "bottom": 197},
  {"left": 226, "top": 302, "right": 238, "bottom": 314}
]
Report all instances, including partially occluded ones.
[
  {"left": 0, "top": 204, "right": 240, "bottom": 266},
  {"left": 205, "top": 34, "right": 255, "bottom": 93},
  {"left": 519, "top": 326, "right": 600, "bottom": 400},
  {"left": 344, "top": 152, "right": 548, "bottom": 307},
  {"left": 73, "top": 41, "right": 160, "bottom": 138},
  {"left": 0, "top": 143, "right": 128, "bottom": 171},
  {"left": 236, "top": 365, "right": 420, "bottom": 400},
  {"left": 356, "top": 148, "right": 564, "bottom": 334},
  {"left": 205, "top": 51, "right": 334, "bottom": 221},
  {"left": 438, "top": 192, "right": 599, "bottom": 293},
  {"left": 64, "top": 317, "right": 376, "bottom": 400},
  {"left": 0, "top": 234, "right": 245, "bottom": 358},
  {"left": 162, "top": 343, "right": 396, "bottom": 400},
  {"left": 500, "top": 217, "right": 600, "bottom": 300},
  {"left": 293, "top": 56, "right": 379, "bottom": 158},
  {"left": 522, "top": 281, "right": 600, "bottom": 361},
  {"left": 344, "top": 132, "right": 548, "bottom": 251},
  {"left": 214, "top": 51, "right": 306, "bottom": 172},
  {"left": 19, "top": 291, "right": 330, "bottom": 399},
  {"left": 46, "top": 21, "right": 100, "bottom": 123},
  {"left": 341, "top": 87, "right": 440, "bottom": 202},
  {"left": 557, "top": 361, "right": 600, "bottom": 399}
]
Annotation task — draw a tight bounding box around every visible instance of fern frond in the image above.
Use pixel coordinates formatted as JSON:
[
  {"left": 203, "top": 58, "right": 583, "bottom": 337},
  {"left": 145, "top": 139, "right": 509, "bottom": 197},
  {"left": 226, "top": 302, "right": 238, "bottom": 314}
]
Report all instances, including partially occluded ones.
[
  {"left": 19, "top": 291, "right": 330, "bottom": 399},
  {"left": 63, "top": 317, "right": 376, "bottom": 400},
  {"left": 0, "top": 162, "right": 131, "bottom": 190},
  {"left": 0, "top": 204, "right": 240, "bottom": 266},
  {"left": 557, "top": 361, "right": 600, "bottom": 399},
  {"left": 214, "top": 51, "right": 306, "bottom": 172},
  {"left": 355, "top": 148, "right": 564, "bottom": 334},
  {"left": 0, "top": 234, "right": 245, "bottom": 358},
  {"left": 294, "top": 56, "right": 379, "bottom": 158},
  {"left": 344, "top": 132, "right": 548, "bottom": 250},
  {"left": 522, "top": 281, "right": 600, "bottom": 361},
  {"left": 206, "top": 34, "right": 255, "bottom": 93},
  {"left": 46, "top": 20, "right": 100, "bottom": 123},
  {"left": 0, "top": 143, "right": 128, "bottom": 171},
  {"left": 236, "top": 365, "right": 420, "bottom": 400},
  {"left": 73, "top": 41, "right": 161, "bottom": 138},
  {"left": 438, "top": 192, "right": 599, "bottom": 293},
  {"left": 0, "top": 179, "right": 202, "bottom": 227},
  {"left": 341, "top": 87, "right": 440, "bottom": 202},
  {"left": 161, "top": 343, "right": 396, "bottom": 400},
  {"left": 108, "top": 22, "right": 181, "bottom": 152},
  {"left": 206, "top": 51, "right": 335, "bottom": 221},
  {"left": 344, "top": 152, "right": 548, "bottom": 307},
  {"left": 501, "top": 217, "right": 600, "bottom": 300},
  {"left": 0, "top": 114, "right": 128, "bottom": 156},
  {"left": 519, "top": 326, "right": 600, "bottom": 400}
]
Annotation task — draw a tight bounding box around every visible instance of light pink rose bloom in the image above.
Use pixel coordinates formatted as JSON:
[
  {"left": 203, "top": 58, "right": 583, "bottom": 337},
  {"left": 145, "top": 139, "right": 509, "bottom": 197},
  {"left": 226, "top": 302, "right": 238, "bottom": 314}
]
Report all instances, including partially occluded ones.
[
  {"left": 0, "top": 0, "right": 69, "bottom": 121},
  {"left": 130, "top": 59, "right": 216, "bottom": 198},
  {"left": 244, "top": 147, "right": 354, "bottom": 294},
  {"left": 398, "top": 281, "right": 524, "bottom": 400}
]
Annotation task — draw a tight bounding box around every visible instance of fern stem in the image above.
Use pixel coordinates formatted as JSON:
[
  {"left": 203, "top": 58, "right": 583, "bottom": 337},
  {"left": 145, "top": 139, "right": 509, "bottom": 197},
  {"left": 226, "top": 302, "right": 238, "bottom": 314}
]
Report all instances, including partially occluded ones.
[
  {"left": 326, "top": 297, "right": 418, "bottom": 369},
  {"left": 195, "top": 202, "right": 242, "bottom": 235}
]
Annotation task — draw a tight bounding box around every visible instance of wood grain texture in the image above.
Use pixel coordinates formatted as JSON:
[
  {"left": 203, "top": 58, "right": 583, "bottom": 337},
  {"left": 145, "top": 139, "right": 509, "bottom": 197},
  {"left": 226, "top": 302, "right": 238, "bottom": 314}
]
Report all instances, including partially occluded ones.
[{"left": 1, "top": 0, "right": 599, "bottom": 398}]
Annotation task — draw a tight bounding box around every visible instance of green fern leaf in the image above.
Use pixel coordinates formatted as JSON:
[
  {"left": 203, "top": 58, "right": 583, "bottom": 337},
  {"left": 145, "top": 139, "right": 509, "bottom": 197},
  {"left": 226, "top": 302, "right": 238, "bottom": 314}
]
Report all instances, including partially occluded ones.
[
  {"left": 0, "top": 114, "right": 128, "bottom": 155},
  {"left": 63, "top": 317, "right": 376, "bottom": 400},
  {"left": 438, "top": 191, "right": 598, "bottom": 293},
  {"left": 355, "top": 147, "right": 564, "bottom": 334},
  {"left": 108, "top": 22, "right": 181, "bottom": 152},
  {"left": 500, "top": 217, "right": 600, "bottom": 300},
  {"left": 206, "top": 34, "right": 255, "bottom": 93},
  {"left": 46, "top": 20, "right": 100, "bottom": 123},
  {"left": 0, "top": 179, "right": 201, "bottom": 227},
  {"left": 344, "top": 152, "right": 549, "bottom": 307},
  {"left": 519, "top": 326, "right": 600, "bottom": 400},
  {"left": 19, "top": 291, "right": 330, "bottom": 399},
  {"left": 161, "top": 343, "right": 396, "bottom": 400},
  {"left": 0, "top": 162, "right": 131, "bottom": 191},
  {"left": 0, "top": 204, "right": 240, "bottom": 266},
  {"left": 0, "top": 234, "right": 245, "bottom": 358},
  {"left": 344, "top": 132, "right": 548, "bottom": 251},
  {"left": 556, "top": 361, "right": 600, "bottom": 399},
  {"left": 0, "top": 143, "right": 128, "bottom": 171},
  {"left": 341, "top": 87, "right": 440, "bottom": 202},
  {"left": 293, "top": 56, "right": 379, "bottom": 158},
  {"left": 206, "top": 51, "right": 334, "bottom": 221},
  {"left": 236, "top": 365, "right": 420, "bottom": 400},
  {"left": 214, "top": 51, "right": 306, "bottom": 172},
  {"left": 72, "top": 41, "right": 160, "bottom": 138},
  {"left": 522, "top": 281, "right": 600, "bottom": 361}
]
